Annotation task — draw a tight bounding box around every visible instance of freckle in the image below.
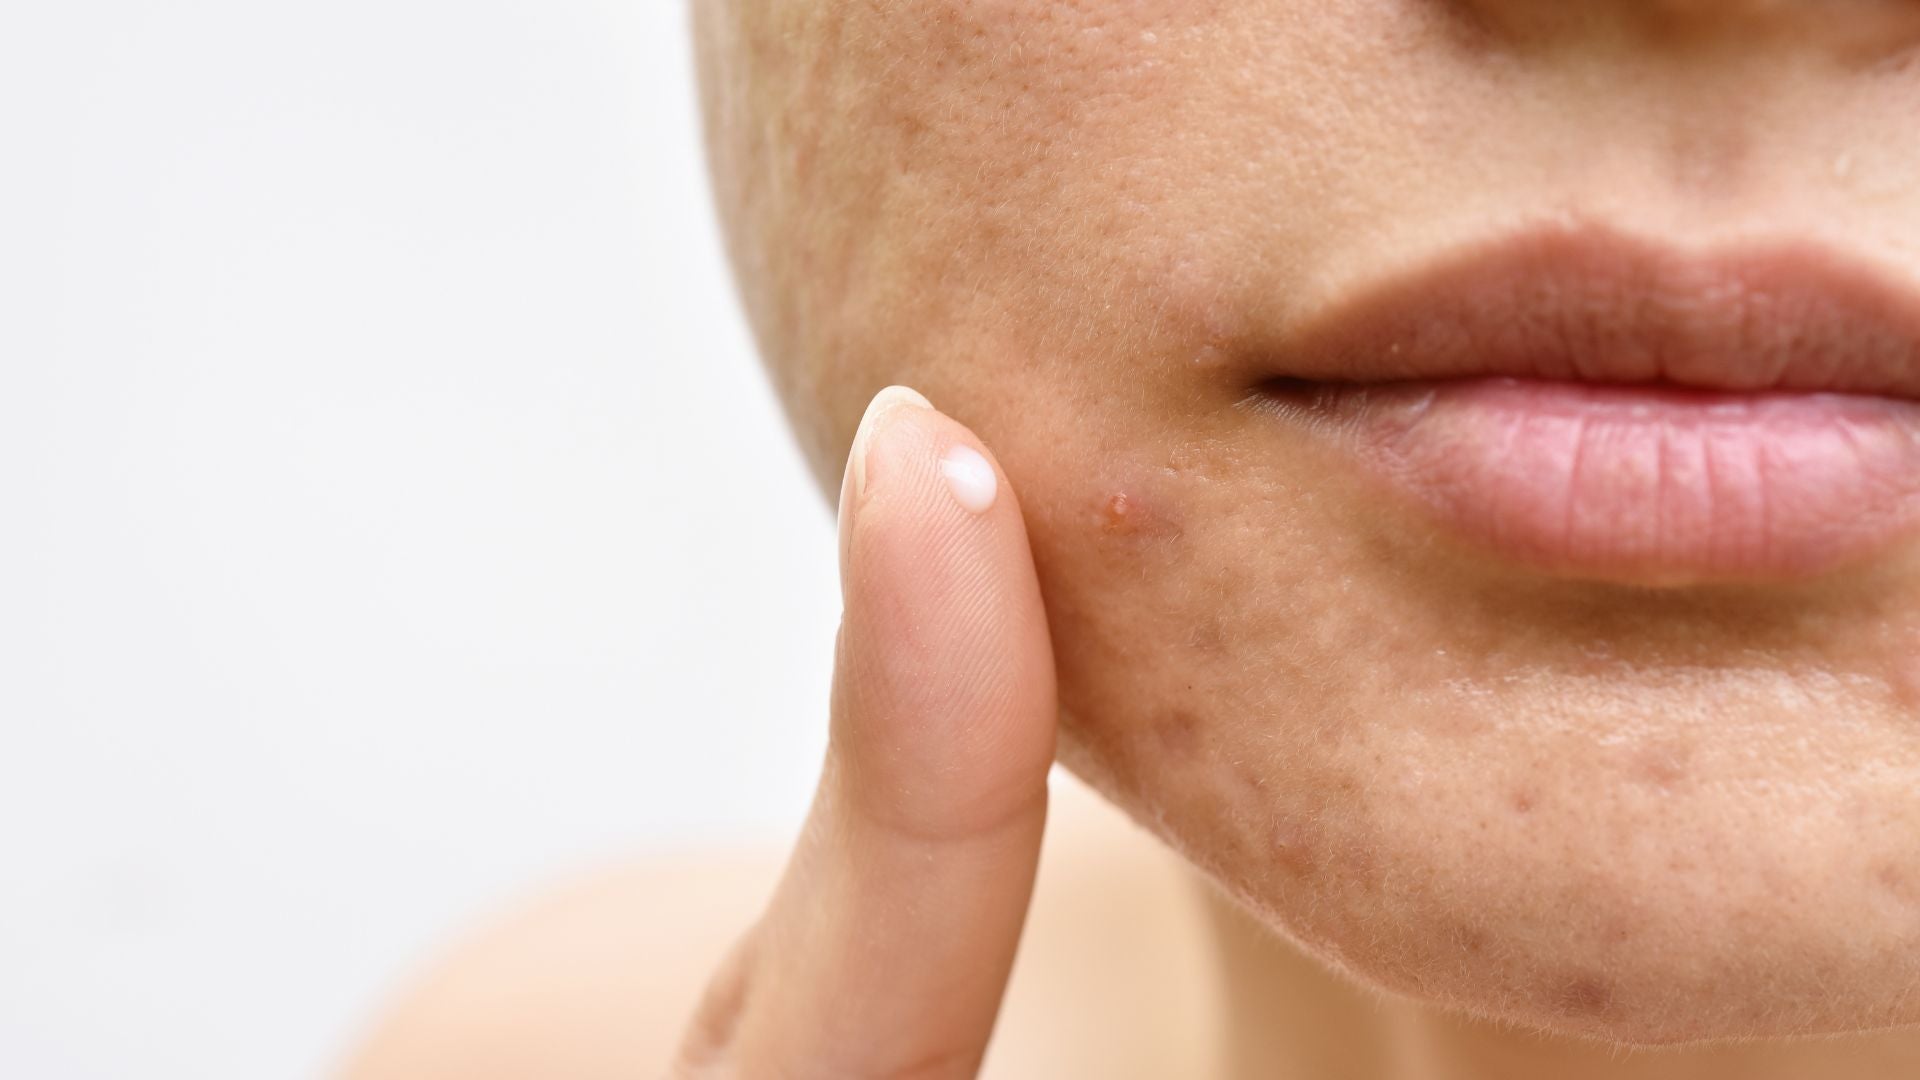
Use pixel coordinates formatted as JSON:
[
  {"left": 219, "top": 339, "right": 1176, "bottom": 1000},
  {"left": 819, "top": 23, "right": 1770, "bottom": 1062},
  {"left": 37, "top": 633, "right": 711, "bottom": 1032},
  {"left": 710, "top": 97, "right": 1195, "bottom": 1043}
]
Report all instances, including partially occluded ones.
[{"left": 1511, "top": 789, "right": 1536, "bottom": 814}]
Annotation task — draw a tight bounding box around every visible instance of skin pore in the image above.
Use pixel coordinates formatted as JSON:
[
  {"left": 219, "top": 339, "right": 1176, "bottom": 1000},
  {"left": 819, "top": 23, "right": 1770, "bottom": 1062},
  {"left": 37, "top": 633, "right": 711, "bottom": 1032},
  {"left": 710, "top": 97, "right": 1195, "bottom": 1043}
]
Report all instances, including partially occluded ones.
[{"left": 690, "top": 0, "right": 1920, "bottom": 1072}]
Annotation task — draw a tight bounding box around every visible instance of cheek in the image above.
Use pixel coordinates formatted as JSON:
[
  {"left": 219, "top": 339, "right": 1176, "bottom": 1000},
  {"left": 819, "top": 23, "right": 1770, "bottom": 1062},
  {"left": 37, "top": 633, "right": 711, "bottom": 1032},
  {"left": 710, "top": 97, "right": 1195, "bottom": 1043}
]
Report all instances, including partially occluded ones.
[{"left": 1022, "top": 452, "right": 1394, "bottom": 890}]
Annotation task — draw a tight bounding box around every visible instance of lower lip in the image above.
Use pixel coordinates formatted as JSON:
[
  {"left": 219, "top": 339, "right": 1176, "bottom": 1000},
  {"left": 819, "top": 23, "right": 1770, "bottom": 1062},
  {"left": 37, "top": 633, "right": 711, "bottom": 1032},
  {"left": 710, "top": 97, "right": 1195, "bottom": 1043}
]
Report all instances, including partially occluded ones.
[{"left": 1266, "top": 376, "right": 1920, "bottom": 584}]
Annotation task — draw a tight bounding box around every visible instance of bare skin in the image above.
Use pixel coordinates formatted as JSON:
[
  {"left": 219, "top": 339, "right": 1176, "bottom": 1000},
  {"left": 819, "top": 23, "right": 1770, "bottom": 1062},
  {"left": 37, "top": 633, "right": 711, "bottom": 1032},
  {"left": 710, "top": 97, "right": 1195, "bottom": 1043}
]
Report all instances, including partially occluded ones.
[
  {"left": 342, "top": 390, "right": 1920, "bottom": 1079},
  {"left": 350, "top": 0, "right": 1920, "bottom": 1074}
]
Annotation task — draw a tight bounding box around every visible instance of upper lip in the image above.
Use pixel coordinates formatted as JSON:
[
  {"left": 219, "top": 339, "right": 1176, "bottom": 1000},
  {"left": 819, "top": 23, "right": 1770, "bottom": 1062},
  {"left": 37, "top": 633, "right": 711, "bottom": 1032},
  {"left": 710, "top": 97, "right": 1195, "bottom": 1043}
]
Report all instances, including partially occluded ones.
[{"left": 1256, "top": 224, "right": 1920, "bottom": 401}]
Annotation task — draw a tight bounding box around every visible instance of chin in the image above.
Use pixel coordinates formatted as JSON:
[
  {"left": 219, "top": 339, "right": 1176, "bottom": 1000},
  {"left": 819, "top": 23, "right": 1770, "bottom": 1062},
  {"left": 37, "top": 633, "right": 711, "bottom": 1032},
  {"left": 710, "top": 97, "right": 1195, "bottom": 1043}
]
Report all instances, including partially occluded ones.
[{"left": 1057, "top": 674, "right": 1920, "bottom": 1046}]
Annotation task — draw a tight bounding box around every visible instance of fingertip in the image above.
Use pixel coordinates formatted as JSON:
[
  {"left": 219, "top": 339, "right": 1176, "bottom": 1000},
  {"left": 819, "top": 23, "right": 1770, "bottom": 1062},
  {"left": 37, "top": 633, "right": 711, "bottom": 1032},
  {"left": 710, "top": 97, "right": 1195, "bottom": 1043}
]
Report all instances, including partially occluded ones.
[
  {"left": 847, "top": 385, "right": 934, "bottom": 504},
  {"left": 842, "top": 385, "right": 1018, "bottom": 537},
  {"left": 830, "top": 388, "right": 1056, "bottom": 837}
]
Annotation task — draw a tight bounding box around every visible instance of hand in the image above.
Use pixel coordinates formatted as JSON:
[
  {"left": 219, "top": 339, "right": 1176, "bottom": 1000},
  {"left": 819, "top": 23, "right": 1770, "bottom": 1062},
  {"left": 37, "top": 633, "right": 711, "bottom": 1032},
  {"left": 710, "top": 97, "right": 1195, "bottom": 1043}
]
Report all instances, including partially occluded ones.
[{"left": 671, "top": 386, "right": 1060, "bottom": 1079}]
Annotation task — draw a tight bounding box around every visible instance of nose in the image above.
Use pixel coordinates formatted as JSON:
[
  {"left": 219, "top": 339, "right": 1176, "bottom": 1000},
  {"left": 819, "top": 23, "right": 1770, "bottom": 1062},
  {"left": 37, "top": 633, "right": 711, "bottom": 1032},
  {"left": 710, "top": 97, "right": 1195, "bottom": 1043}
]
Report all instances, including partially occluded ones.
[{"left": 1449, "top": 0, "right": 1920, "bottom": 60}]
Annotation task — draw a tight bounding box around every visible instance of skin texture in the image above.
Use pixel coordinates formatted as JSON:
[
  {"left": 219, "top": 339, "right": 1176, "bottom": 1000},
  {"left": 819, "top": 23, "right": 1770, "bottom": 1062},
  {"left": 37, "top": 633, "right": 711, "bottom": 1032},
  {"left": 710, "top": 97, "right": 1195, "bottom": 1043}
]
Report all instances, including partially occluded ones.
[{"left": 694, "top": 0, "right": 1920, "bottom": 1049}]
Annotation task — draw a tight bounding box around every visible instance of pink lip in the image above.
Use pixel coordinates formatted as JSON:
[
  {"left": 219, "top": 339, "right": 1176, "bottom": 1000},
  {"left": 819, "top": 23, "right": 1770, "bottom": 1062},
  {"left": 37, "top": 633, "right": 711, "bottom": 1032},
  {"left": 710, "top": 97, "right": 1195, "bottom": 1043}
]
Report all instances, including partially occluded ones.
[{"left": 1249, "top": 226, "right": 1920, "bottom": 584}]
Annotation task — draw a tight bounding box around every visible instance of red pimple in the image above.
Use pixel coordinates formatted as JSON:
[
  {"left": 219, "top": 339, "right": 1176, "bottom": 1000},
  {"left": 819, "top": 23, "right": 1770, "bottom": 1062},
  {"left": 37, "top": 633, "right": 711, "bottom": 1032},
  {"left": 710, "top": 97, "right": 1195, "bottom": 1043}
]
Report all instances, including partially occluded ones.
[{"left": 1098, "top": 487, "right": 1187, "bottom": 541}]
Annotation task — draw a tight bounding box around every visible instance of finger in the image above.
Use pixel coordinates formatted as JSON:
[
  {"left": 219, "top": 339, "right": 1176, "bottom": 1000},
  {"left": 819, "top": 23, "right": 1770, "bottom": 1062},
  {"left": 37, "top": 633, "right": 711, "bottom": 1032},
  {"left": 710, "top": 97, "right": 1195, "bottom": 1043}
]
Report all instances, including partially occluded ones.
[{"left": 678, "top": 385, "right": 1059, "bottom": 1079}]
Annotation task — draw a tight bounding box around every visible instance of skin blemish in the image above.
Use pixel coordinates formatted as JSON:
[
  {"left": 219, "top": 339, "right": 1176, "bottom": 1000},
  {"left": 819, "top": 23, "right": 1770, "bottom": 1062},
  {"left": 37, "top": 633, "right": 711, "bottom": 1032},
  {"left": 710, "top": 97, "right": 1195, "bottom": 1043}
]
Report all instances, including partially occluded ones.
[
  {"left": 1511, "top": 788, "right": 1537, "bottom": 814},
  {"left": 1102, "top": 491, "right": 1137, "bottom": 530},
  {"left": 1629, "top": 740, "right": 1695, "bottom": 791},
  {"left": 1874, "top": 861, "right": 1918, "bottom": 907},
  {"left": 1270, "top": 817, "right": 1325, "bottom": 881},
  {"left": 1094, "top": 484, "right": 1187, "bottom": 546},
  {"left": 1233, "top": 762, "right": 1269, "bottom": 794},
  {"left": 1153, "top": 708, "right": 1203, "bottom": 758},
  {"left": 1551, "top": 973, "right": 1617, "bottom": 1018}
]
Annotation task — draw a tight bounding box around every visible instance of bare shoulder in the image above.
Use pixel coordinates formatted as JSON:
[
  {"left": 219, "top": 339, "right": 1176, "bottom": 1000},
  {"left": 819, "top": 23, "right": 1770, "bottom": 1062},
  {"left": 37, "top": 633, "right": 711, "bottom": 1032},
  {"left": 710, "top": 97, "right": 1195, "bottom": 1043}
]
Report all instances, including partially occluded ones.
[{"left": 337, "top": 772, "right": 1220, "bottom": 1080}]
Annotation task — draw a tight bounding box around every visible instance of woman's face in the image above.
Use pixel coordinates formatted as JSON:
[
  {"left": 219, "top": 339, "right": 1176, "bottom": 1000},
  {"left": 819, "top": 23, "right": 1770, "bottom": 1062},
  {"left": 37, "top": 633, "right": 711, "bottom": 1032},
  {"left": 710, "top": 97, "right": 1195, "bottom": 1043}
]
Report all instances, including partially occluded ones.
[{"left": 695, "top": 0, "right": 1920, "bottom": 1045}]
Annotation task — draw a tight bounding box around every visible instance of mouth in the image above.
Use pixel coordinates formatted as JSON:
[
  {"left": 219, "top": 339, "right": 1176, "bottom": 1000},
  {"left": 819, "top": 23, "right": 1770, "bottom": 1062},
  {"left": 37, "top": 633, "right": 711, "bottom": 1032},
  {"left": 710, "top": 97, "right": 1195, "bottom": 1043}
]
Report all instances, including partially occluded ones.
[{"left": 1244, "top": 224, "right": 1920, "bottom": 585}]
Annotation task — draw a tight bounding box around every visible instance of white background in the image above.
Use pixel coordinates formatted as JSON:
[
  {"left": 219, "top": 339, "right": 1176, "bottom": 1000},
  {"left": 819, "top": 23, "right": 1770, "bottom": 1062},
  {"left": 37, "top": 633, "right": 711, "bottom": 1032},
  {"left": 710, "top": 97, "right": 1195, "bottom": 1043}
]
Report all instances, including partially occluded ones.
[{"left": 2, "top": 4, "right": 839, "bottom": 1076}]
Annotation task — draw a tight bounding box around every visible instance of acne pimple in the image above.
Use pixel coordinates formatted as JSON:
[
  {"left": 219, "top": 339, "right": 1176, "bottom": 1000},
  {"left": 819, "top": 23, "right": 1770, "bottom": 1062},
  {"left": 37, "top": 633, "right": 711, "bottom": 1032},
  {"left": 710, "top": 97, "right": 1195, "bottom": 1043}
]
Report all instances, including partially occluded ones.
[{"left": 1099, "top": 488, "right": 1183, "bottom": 539}]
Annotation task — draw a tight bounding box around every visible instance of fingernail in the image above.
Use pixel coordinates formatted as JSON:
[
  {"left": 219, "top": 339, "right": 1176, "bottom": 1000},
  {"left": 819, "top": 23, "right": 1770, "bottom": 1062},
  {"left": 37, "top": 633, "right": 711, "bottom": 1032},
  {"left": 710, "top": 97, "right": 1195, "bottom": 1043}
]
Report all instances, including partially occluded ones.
[
  {"left": 939, "top": 445, "right": 998, "bottom": 514},
  {"left": 841, "top": 385, "right": 934, "bottom": 530}
]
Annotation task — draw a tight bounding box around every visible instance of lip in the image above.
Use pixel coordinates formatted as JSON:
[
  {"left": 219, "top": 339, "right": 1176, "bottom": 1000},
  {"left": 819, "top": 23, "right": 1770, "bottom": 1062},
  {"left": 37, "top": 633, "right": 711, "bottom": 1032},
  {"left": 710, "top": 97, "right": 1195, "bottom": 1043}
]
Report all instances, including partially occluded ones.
[{"left": 1246, "top": 225, "right": 1920, "bottom": 585}]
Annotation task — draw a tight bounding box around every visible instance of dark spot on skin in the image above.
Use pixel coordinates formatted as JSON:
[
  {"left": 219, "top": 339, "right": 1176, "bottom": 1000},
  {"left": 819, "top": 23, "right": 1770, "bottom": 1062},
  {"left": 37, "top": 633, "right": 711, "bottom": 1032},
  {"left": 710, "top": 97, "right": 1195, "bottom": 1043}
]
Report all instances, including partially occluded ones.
[
  {"left": 1511, "top": 788, "right": 1537, "bottom": 814},
  {"left": 1233, "top": 762, "right": 1269, "bottom": 794},
  {"left": 1270, "top": 816, "right": 1325, "bottom": 881},
  {"left": 1551, "top": 973, "right": 1617, "bottom": 1018},
  {"left": 1875, "top": 861, "right": 1918, "bottom": 905},
  {"left": 1153, "top": 709, "right": 1201, "bottom": 759}
]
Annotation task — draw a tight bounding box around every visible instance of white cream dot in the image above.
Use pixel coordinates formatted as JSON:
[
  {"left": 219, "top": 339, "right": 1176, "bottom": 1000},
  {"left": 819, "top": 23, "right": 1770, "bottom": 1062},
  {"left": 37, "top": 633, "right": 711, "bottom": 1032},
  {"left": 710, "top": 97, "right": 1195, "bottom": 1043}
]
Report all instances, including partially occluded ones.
[{"left": 939, "top": 445, "right": 998, "bottom": 514}]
